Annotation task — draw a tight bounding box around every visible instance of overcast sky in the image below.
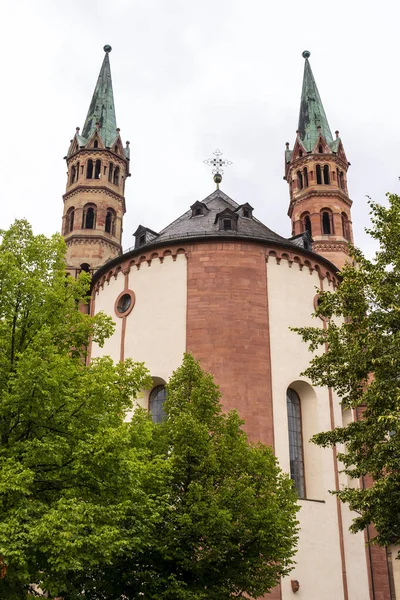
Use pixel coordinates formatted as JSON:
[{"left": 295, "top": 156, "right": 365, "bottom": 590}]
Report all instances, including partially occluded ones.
[{"left": 1, "top": 0, "right": 399, "bottom": 257}]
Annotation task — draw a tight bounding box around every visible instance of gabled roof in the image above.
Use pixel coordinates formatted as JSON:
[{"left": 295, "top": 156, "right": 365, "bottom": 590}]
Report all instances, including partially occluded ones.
[
  {"left": 298, "top": 52, "right": 333, "bottom": 152},
  {"left": 81, "top": 47, "right": 117, "bottom": 148}
]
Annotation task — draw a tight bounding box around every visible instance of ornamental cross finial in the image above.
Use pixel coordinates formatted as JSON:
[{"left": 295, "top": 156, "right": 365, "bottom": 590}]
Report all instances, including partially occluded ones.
[{"left": 204, "top": 149, "right": 232, "bottom": 189}]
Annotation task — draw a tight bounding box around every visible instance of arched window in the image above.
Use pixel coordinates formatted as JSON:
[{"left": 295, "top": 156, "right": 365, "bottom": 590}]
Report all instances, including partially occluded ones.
[
  {"left": 318, "top": 144, "right": 323, "bottom": 154},
  {"left": 299, "top": 150, "right": 303, "bottom": 158},
  {"left": 303, "top": 167, "right": 308, "bottom": 188},
  {"left": 94, "top": 159, "right": 101, "bottom": 179},
  {"left": 287, "top": 388, "right": 305, "bottom": 498},
  {"left": 93, "top": 140, "right": 98, "bottom": 148},
  {"left": 76, "top": 161, "right": 80, "bottom": 181},
  {"left": 80, "top": 263, "right": 90, "bottom": 273},
  {"left": 323, "top": 164, "right": 330, "bottom": 184},
  {"left": 342, "top": 212, "right": 350, "bottom": 241},
  {"left": 114, "top": 145, "right": 118, "bottom": 153},
  {"left": 304, "top": 214, "right": 312, "bottom": 236},
  {"left": 322, "top": 210, "right": 332, "bottom": 234},
  {"left": 70, "top": 165, "right": 76, "bottom": 185},
  {"left": 340, "top": 171, "right": 345, "bottom": 190},
  {"left": 108, "top": 162, "right": 114, "bottom": 182},
  {"left": 113, "top": 166, "right": 120, "bottom": 186},
  {"left": 105, "top": 209, "right": 116, "bottom": 235},
  {"left": 149, "top": 385, "right": 167, "bottom": 423},
  {"left": 82, "top": 204, "right": 96, "bottom": 229},
  {"left": 65, "top": 207, "right": 75, "bottom": 234},
  {"left": 297, "top": 170, "right": 303, "bottom": 190},
  {"left": 86, "top": 159, "right": 93, "bottom": 179},
  {"left": 316, "top": 164, "right": 322, "bottom": 184}
]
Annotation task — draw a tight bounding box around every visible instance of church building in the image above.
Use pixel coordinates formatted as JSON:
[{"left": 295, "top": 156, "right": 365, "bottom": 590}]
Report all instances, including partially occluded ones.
[{"left": 61, "top": 47, "right": 397, "bottom": 599}]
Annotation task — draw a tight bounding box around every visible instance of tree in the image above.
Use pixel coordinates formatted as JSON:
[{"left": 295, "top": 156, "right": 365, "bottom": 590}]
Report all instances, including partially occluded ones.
[
  {"left": 295, "top": 193, "right": 400, "bottom": 549},
  {"left": 77, "top": 354, "right": 299, "bottom": 600},
  {"left": 0, "top": 221, "right": 155, "bottom": 599},
  {"left": 0, "top": 221, "right": 298, "bottom": 599}
]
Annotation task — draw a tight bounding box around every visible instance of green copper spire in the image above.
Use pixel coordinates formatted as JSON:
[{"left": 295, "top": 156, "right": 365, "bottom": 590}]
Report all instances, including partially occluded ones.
[
  {"left": 298, "top": 51, "right": 333, "bottom": 151},
  {"left": 82, "top": 45, "right": 117, "bottom": 147}
]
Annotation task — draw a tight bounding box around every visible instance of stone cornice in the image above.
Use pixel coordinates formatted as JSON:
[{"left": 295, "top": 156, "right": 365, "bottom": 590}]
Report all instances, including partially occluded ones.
[
  {"left": 63, "top": 186, "right": 126, "bottom": 212},
  {"left": 66, "top": 236, "right": 121, "bottom": 252},
  {"left": 288, "top": 189, "right": 352, "bottom": 217},
  {"left": 91, "top": 237, "right": 341, "bottom": 292}
]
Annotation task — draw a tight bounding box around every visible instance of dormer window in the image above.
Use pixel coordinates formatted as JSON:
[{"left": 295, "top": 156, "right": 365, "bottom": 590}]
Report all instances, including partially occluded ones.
[
  {"left": 190, "top": 201, "right": 208, "bottom": 218},
  {"left": 134, "top": 225, "right": 159, "bottom": 249},
  {"left": 215, "top": 208, "right": 238, "bottom": 232},
  {"left": 223, "top": 219, "right": 232, "bottom": 231},
  {"left": 235, "top": 203, "right": 254, "bottom": 219}
]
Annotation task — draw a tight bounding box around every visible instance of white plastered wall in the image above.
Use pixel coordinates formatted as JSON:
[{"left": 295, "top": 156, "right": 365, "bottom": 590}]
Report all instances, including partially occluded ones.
[
  {"left": 91, "top": 254, "right": 187, "bottom": 410},
  {"left": 267, "top": 258, "right": 369, "bottom": 600}
]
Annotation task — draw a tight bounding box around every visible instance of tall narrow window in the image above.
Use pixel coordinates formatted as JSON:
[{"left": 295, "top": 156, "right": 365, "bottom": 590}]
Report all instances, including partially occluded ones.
[
  {"left": 322, "top": 211, "right": 332, "bottom": 234},
  {"left": 105, "top": 209, "right": 116, "bottom": 235},
  {"left": 83, "top": 205, "right": 96, "bottom": 229},
  {"left": 86, "top": 159, "right": 93, "bottom": 179},
  {"left": 108, "top": 162, "right": 114, "bottom": 182},
  {"left": 93, "top": 140, "right": 98, "bottom": 148},
  {"left": 149, "top": 385, "right": 167, "bottom": 423},
  {"left": 65, "top": 207, "right": 75, "bottom": 234},
  {"left": 287, "top": 388, "right": 305, "bottom": 498},
  {"left": 95, "top": 159, "right": 101, "bottom": 179},
  {"left": 304, "top": 215, "right": 312, "bottom": 236},
  {"left": 318, "top": 144, "right": 323, "bottom": 154},
  {"left": 76, "top": 161, "right": 80, "bottom": 181},
  {"left": 342, "top": 213, "right": 350, "bottom": 241},
  {"left": 70, "top": 165, "right": 76, "bottom": 185},
  {"left": 297, "top": 170, "right": 303, "bottom": 190},
  {"left": 339, "top": 171, "right": 345, "bottom": 190},
  {"left": 316, "top": 164, "right": 322, "bottom": 184},
  {"left": 303, "top": 167, "right": 308, "bottom": 188},
  {"left": 113, "top": 166, "right": 120, "bottom": 186},
  {"left": 323, "top": 164, "right": 330, "bottom": 184}
]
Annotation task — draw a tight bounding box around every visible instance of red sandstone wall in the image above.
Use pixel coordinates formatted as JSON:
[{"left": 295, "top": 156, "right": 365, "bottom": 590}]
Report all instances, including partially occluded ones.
[
  {"left": 186, "top": 241, "right": 274, "bottom": 448},
  {"left": 186, "top": 241, "right": 280, "bottom": 600}
]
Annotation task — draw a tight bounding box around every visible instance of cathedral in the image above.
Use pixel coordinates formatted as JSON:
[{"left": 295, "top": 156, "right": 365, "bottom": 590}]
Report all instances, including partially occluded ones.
[{"left": 61, "top": 47, "right": 397, "bottom": 599}]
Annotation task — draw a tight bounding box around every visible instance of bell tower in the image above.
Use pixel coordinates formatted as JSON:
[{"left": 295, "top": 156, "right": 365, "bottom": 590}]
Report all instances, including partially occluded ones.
[
  {"left": 285, "top": 51, "right": 353, "bottom": 270},
  {"left": 62, "top": 45, "right": 130, "bottom": 276}
]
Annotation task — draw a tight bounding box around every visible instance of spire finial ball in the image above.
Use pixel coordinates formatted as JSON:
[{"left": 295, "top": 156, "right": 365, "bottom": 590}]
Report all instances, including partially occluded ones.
[
  {"left": 302, "top": 50, "right": 311, "bottom": 59},
  {"left": 103, "top": 45, "right": 112, "bottom": 53}
]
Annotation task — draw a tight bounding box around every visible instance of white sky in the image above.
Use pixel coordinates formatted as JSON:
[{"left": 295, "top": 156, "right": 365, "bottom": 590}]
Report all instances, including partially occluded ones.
[{"left": 1, "top": 0, "right": 399, "bottom": 258}]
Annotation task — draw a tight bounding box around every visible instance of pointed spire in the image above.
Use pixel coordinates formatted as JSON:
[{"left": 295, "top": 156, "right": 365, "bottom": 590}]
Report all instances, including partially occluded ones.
[
  {"left": 81, "top": 45, "right": 117, "bottom": 147},
  {"left": 298, "top": 51, "right": 333, "bottom": 152}
]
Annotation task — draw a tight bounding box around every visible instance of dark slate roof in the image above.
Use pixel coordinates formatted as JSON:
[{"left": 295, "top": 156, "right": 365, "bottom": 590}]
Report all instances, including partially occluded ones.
[{"left": 137, "top": 189, "right": 293, "bottom": 246}]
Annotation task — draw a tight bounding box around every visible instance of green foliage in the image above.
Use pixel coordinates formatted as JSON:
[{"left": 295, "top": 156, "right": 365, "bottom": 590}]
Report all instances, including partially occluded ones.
[
  {"left": 294, "top": 194, "right": 400, "bottom": 548},
  {"left": 0, "top": 221, "right": 153, "bottom": 599},
  {"left": 77, "top": 355, "right": 299, "bottom": 600},
  {"left": 0, "top": 221, "right": 298, "bottom": 599}
]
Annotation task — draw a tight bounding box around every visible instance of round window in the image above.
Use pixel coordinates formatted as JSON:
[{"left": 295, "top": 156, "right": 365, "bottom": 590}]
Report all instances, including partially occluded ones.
[{"left": 114, "top": 290, "right": 135, "bottom": 317}]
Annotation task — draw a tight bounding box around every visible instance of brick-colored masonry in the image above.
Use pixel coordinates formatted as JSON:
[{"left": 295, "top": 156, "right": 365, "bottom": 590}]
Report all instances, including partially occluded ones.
[
  {"left": 186, "top": 241, "right": 275, "bottom": 447},
  {"left": 186, "top": 240, "right": 280, "bottom": 600}
]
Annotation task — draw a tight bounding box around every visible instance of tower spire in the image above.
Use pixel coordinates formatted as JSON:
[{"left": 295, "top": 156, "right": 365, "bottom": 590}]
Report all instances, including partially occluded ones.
[
  {"left": 298, "top": 50, "right": 333, "bottom": 151},
  {"left": 81, "top": 45, "right": 117, "bottom": 147}
]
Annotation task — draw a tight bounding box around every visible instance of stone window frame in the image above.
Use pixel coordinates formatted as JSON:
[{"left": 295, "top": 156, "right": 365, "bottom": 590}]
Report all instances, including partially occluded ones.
[{"left": 114, "top": 289, "right": 136, "bottom": 318}]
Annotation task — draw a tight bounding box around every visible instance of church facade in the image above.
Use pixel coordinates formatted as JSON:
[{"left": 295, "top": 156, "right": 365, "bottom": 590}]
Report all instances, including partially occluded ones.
[{"left": 61, "top": 47, "right": 397, "bottom": 599}]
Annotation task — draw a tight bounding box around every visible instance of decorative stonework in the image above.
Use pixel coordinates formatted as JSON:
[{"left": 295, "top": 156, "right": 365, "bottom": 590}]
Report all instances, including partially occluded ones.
[{"left": 93, "top": 246, "right": 188, "bottom": 294}]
